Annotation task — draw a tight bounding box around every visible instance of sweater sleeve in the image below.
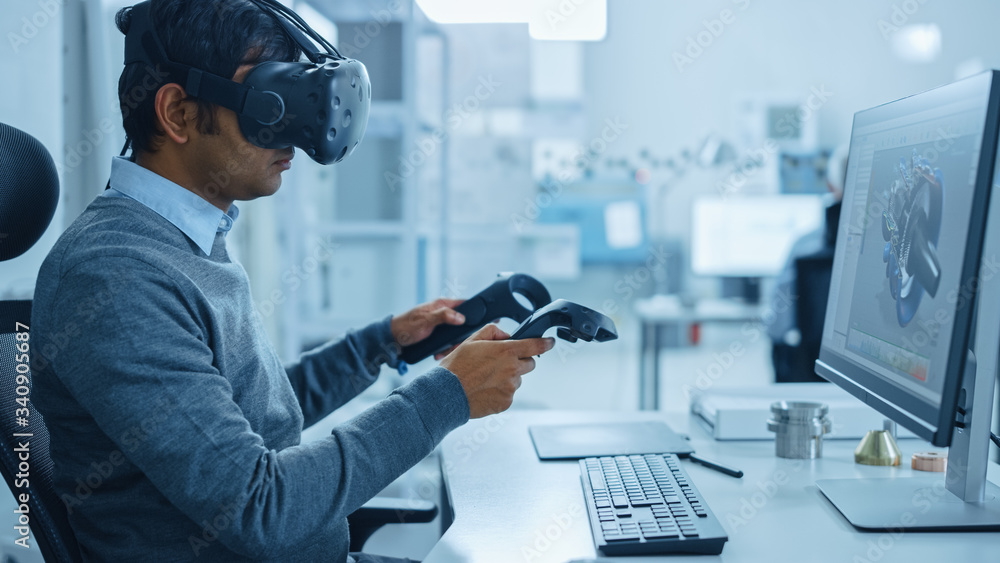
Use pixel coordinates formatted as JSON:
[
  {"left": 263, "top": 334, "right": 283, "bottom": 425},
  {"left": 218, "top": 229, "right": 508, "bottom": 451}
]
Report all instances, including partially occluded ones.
[
  {"left": 47, "top": 256, "right": 470, "bottom": 559},
  {"left": 283, "top": 316, "right": 402, "bottom": 428}
]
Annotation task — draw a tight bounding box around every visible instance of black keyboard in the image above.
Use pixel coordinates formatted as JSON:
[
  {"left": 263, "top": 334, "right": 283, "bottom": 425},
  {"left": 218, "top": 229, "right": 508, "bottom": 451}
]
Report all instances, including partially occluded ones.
[{"left": 579, "top": 454, "right": 728, "bottom": 556}]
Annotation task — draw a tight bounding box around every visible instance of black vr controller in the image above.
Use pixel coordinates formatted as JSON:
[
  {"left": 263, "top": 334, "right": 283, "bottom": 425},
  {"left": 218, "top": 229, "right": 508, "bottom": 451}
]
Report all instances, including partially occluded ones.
[
  {"left": 399, "top": 274, "right": 619, "bottom": 364},
  {"left": 399, "top": 273, "right": 552, "bottom": 364},
  {"left": 508, "top": 299, "right": 618, "bottom": 343}
]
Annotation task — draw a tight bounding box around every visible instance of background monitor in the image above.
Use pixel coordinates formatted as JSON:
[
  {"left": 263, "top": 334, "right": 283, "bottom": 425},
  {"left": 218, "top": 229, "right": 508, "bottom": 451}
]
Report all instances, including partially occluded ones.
[
  {"left": 691, "top": 195, "right": 824, "bottom": 277},
  {"left": 815, "top": 71, "right": 1000, "bottom": 531}
]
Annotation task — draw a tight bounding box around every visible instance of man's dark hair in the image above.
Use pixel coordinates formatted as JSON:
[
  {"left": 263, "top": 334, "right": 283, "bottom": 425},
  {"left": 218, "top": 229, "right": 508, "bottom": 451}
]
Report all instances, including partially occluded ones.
[{"left": 115, "top": 0, "right": 301, "bottom": 155}]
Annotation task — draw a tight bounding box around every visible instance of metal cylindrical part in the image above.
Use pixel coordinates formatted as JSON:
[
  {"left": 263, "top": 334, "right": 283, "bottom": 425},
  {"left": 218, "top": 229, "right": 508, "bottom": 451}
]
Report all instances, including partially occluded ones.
[{"left": 766, "top": 401, "right": 832, "bottom": 459}]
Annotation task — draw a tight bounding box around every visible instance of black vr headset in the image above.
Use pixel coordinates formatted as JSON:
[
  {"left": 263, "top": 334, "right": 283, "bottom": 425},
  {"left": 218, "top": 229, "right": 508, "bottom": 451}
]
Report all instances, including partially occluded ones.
[{"left": 123, "top": 0, "right": 370, "bottom": 165}]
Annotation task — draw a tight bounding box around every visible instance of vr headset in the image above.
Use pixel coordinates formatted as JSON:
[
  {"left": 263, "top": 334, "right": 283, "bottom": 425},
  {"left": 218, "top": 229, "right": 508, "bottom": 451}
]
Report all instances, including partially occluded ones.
[{"left": 123, "top": 0, "right": 370, "bottom": 165}]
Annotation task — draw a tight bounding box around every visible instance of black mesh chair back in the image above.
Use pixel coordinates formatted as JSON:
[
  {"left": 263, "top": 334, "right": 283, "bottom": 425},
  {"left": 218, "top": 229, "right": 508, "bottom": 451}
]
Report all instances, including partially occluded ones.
[
  {"left": 0, "top": 122, "right": 80, "bottom": 561},
  {"left": 0, "top": 122, "right": 59, "bottom": 262}
]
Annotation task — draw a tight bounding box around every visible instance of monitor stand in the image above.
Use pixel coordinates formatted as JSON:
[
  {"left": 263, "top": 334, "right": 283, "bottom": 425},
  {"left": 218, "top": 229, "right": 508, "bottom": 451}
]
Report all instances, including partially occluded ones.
[
  {"left": 816, "top": 478, "right": 1000, "bottom": 531},
  {"left": 817, "top": 332, "right": 1000, "bottom": 530},
  {"left": 817, "top": 184, "right": 1000, "bottom": 531}
]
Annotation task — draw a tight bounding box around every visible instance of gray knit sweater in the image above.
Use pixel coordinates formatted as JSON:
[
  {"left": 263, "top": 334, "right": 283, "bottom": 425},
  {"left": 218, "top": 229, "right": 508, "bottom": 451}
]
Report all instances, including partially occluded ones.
[{"left": 30, "top": 193, "right": 470, "bottom": 561}]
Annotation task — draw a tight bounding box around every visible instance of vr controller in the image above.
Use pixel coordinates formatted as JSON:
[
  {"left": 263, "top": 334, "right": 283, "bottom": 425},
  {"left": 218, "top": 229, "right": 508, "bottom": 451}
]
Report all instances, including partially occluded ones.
[
  {"left": 508, "top": 299, "right": 618, "bottom": 343},
  {"left": 399, "top": 274, "right": 618, "bottom": 364},
  {"left": 399, "top": 273, "right": 552, "bottom": 364}
]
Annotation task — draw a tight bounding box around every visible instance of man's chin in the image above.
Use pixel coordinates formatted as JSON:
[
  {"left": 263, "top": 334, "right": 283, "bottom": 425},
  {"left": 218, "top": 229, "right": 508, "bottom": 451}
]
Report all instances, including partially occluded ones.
[
  {"left": 240, "top": 178, "right": 283, "bottom": 202},
  {"left": 262, "top": 175, "right": 283, "bottom": 196}
]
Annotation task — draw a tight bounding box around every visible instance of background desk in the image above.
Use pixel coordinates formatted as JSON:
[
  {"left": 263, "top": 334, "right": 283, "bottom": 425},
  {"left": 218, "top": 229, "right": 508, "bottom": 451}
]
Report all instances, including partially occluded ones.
[
  {"left": 424, "top": 410, "right": 1000, "bottom": 563},
  {"left": 636, "top": 296, "right": 765, "bottom": 410}
]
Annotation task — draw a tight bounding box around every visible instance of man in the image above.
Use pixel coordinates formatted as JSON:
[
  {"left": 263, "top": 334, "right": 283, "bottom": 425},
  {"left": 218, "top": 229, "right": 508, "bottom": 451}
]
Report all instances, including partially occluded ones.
[
  {"left": 767, "top": 145, "right": 848, "bottom": 382},
  {"left": 30, "top": 1, "right": 554, "bottom": 561}
]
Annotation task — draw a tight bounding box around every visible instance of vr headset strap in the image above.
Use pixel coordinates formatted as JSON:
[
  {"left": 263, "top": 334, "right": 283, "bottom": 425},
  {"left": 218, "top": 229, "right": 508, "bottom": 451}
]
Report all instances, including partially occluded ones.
[
  {"left": 245, "top": 0, "right": 334, "bottom": 62},
  {"left": 188, "top": 68, "right": 285, "bottom": 125},
  {"left": 124, "top": 1, "right": 282, "bottom": 125}
]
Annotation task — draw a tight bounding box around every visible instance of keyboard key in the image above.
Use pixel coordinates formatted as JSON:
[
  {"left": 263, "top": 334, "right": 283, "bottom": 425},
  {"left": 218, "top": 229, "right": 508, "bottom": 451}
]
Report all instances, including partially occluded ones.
[
  {"left": 589, "top": 470, "right": 606, "bottom": 491},
  {"left": 605, "top": 532, "right": 641, "bottom": 542},
  {"left": 643, "top": 530, "right": 680, "bottom": 539},
  {"left": 612, "top": 495, "right": 628, "bottom": 508}
]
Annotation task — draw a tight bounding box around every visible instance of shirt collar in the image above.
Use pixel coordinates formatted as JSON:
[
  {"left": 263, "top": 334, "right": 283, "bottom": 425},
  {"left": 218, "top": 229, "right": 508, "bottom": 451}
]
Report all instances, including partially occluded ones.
[{"left": 105, "top": 156, "right": 240, "bottom": 256}]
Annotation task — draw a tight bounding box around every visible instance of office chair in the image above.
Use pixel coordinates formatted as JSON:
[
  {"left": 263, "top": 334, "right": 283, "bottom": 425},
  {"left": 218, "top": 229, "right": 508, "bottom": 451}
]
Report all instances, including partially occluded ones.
[
  {"left": 0, "top": 123, "right": 80, "bottom": 562},
  {"left": 0, "top": 122, "right": 435, "bottom": 560}
]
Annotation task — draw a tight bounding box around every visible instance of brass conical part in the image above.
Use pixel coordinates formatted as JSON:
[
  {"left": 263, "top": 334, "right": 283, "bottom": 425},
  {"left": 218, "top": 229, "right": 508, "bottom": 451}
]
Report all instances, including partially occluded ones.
[{"left": 854, "top": 430, "right": 902, "bottom": 466}]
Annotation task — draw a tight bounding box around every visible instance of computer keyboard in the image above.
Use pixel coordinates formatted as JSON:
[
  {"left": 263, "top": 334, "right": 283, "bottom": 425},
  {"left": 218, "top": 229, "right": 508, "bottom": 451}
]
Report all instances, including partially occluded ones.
[{"left": 579, "top": 453, "right": 728, "bottom": 556}]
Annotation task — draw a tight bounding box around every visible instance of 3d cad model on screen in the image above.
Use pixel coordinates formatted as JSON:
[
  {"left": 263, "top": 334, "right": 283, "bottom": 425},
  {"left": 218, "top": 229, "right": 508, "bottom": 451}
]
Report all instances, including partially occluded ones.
[{"left": 881, "top": 149, "right": 944, "bottom": 327}]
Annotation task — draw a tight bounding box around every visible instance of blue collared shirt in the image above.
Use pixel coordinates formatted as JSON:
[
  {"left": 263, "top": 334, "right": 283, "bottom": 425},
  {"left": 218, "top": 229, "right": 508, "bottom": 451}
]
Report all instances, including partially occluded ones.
[{"left": 103, "top": 156, "right": 239, "bottom": 256}]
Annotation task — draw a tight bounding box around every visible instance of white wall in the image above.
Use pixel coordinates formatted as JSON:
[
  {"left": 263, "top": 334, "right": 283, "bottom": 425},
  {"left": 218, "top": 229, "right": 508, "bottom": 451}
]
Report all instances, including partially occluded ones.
[
  {"left": 0, "top": 0, "right": 66, "bottom": 299},
  {"left": 586, "top": 0, "right": 1000, "bottom": 157}
]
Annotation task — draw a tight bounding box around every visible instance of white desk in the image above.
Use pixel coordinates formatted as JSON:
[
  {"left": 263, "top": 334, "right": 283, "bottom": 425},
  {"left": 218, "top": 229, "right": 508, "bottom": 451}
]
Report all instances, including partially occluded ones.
[
  {"left": 636, "top": 296, "right": 765, "bottom": 410},
  {"left": 424, "top": 410, "right": 1000, "bottom": 563}
]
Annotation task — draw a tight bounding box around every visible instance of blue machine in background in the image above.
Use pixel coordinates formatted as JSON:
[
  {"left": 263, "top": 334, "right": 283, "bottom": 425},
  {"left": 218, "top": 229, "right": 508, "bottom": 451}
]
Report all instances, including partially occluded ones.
[{"left": 536, "top": 193, "right": 647, "bottom": 264}]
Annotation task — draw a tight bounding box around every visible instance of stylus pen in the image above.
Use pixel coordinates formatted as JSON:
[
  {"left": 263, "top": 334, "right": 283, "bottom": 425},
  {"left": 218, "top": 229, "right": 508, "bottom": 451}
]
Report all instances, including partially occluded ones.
[{"left": 688, "top": 454, "right": 744, "bottom": 478}]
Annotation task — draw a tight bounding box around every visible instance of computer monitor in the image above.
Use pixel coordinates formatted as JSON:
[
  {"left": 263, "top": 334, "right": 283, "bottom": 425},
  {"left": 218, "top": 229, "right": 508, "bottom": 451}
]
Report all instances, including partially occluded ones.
[
  {"left": 691, "top": 194, "right": 824, "bottom": 277},
  {"left": 815, "top": 70, "right": 1000, "bottom": 531}
]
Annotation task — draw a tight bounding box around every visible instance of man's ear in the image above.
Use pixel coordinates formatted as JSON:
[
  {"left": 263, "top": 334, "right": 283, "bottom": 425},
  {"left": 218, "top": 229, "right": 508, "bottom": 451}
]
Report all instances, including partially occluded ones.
[{"left": 153, "top": 83, "right": 196, "bottom": 146}]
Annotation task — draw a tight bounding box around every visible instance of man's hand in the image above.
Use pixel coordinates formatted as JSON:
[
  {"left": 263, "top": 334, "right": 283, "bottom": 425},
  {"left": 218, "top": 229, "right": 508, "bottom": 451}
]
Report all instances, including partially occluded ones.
[
  {"left": 440, "top": 324, "right": 555, "bottom": 418},
  {"left": 391, "top": 298, "right": 466, "bottom": 357}
]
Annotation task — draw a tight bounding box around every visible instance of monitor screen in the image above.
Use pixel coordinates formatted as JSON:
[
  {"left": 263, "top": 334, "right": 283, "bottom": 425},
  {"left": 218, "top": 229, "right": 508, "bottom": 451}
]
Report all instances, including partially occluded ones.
[
  {"left": 691, "top": 195, "right": 824, "bottom": 277},
  {"left": 819, "top": 72, "right": 999, "bottom": 442}
]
